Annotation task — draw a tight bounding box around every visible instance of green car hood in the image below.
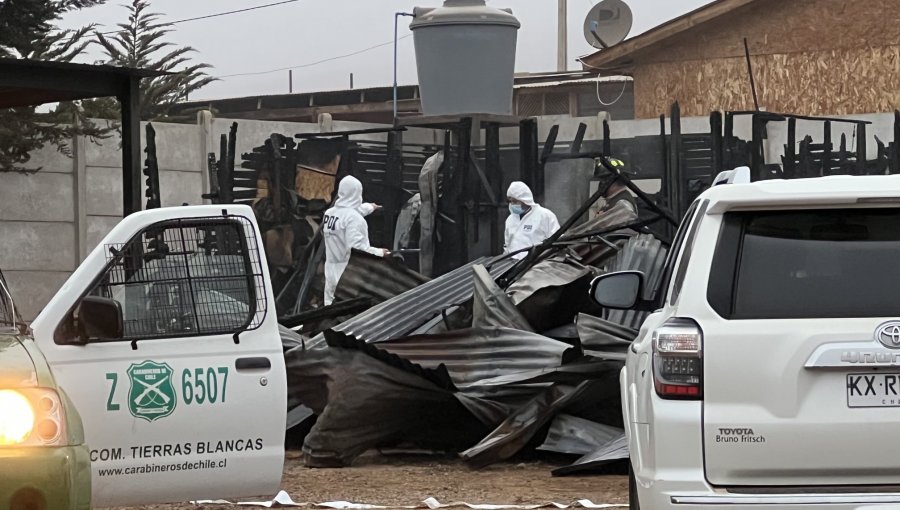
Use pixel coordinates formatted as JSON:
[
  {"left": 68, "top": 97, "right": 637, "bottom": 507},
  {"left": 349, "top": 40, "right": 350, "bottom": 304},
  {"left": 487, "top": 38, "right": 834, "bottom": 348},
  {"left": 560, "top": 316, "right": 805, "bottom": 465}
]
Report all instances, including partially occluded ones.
[{"left": 0, "top": 332, "right": 41, "bottom": 389}]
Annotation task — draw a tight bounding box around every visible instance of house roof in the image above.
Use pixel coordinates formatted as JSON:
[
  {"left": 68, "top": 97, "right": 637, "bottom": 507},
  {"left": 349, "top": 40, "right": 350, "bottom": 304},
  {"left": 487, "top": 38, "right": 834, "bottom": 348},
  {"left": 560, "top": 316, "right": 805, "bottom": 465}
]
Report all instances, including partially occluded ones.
[
  {"left": 578, "top": 0, "right": 760, "bottom": 72},
  {"left": 169, "top": 71, "right": 625, "bottom": 124}
]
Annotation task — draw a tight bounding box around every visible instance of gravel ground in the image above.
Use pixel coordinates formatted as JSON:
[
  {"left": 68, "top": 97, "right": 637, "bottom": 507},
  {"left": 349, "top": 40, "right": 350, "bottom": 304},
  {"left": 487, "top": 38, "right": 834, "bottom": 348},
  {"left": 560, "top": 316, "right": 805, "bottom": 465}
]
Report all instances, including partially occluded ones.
[{"left": 110, "top": 451, "right": 628, "bottom": 510}]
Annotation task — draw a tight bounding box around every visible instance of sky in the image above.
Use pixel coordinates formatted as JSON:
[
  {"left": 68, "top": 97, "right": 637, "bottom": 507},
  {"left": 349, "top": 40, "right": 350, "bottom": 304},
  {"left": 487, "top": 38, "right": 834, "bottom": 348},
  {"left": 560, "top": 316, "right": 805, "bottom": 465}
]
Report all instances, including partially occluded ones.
[{"left": 58, "top": 0, "right": 712, "bottom": 101}]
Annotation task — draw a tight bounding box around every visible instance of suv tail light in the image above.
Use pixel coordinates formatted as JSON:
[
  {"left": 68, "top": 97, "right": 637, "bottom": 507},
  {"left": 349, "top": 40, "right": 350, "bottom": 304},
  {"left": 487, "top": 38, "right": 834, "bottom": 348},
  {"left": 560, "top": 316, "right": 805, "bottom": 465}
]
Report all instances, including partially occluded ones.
[{"left": 653, "top": 318, "right": 703, "bottom": 399}]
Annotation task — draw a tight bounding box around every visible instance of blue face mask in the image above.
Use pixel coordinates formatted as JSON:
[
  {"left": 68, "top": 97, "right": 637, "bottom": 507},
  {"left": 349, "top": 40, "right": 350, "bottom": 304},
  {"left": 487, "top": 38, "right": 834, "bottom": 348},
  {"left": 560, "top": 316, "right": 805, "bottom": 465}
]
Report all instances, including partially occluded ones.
[{"left": 509, "top": 204, "right": 525, "bottom": 216}]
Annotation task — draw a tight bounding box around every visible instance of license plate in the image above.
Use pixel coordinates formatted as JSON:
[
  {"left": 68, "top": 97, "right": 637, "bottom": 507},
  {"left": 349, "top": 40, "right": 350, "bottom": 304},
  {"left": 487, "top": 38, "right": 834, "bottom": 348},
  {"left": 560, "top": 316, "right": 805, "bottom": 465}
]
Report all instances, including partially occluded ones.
[{"left": 847, "top": 373, "right": 900, "bottom": 407}]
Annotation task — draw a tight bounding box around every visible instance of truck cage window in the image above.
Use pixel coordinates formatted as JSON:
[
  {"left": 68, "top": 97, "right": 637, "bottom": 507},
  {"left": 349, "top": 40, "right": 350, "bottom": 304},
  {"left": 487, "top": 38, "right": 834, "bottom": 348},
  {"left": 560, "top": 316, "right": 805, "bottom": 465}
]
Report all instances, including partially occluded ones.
[{"left": 91, "top": 215, "right": 267, "bottom": 341}]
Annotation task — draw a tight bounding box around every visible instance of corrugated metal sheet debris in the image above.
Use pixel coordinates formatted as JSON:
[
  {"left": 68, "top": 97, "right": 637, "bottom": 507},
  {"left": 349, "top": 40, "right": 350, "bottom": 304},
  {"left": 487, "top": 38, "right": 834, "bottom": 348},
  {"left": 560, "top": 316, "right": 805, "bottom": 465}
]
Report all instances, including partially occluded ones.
[
  {"left": 334, "top": 250, "right": 430, "bottom": 304},
  {"left": 472, "top": 264, "right": 533, "bottom": 331},
  {"left": 603, "top": 234, "right": 668, "bottom": 329},
  {"left": 324, "top": 256, "right": 516, "bottom": 344},
  {"left": 551, "top": 433, "right": 629, "bottom": 477},
  {"left": 537, "top": 414, "right": 625, "bottom": 456},
  {"left": 378, "top": 327, "right": 573, "bottom": 395}
]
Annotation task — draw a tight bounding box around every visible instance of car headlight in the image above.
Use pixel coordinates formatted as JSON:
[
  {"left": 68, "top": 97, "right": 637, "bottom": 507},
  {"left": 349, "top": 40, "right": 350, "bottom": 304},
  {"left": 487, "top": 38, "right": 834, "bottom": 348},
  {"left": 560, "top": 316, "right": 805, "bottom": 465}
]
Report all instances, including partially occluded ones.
[
  {"left": 0, "top": 388, "right": 67, "bottom": 447},
  {"left": 0, "top": 390, "right": 34, "bottom": 445}
]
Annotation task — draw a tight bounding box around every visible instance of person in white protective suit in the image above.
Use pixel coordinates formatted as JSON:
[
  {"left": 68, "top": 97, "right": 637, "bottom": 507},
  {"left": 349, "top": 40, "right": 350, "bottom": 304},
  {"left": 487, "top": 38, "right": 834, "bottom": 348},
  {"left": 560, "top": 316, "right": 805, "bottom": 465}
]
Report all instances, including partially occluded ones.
[
  {"left": 503, "top": 181, "right": 560, "bottom": 260},
  {"left": 322, "top": 176, "right": 389, "bottom": 305}
]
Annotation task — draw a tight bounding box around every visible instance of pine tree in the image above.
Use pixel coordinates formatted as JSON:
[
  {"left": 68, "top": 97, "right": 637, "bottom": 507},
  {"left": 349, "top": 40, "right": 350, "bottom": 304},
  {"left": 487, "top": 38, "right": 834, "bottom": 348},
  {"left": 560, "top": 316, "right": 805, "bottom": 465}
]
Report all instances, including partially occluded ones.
[
  {"left": 0, "top": 0, "right": 111, "bottom": 172},
  {"left": 94, "top": 0, "right": 216, "bottom": 120}
]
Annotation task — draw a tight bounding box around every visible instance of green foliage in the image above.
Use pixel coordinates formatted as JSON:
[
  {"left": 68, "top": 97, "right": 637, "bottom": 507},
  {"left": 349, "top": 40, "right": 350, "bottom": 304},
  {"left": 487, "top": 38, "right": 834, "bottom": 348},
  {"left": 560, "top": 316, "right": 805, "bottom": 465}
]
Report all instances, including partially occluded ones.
[
  {"left": 0, "top": 0, "right": 111, "bottom": 172},
  {"left": 93, "top": 0, "right": 216, "bottom": 120}
]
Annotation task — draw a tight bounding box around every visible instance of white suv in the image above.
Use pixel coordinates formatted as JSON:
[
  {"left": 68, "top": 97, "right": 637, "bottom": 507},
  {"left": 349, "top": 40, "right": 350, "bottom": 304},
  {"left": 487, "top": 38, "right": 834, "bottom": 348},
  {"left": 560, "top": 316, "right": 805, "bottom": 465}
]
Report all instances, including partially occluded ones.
[{"left": 591, "top": 174, "right": 900, "bottom": 509}]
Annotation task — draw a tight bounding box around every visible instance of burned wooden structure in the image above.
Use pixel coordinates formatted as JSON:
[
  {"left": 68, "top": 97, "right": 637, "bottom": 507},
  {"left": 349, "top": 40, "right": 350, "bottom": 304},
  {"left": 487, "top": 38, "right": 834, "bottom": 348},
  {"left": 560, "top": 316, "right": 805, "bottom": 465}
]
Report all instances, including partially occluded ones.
[
  {"left": 203, "top": 103, "right": 900, "bottom": 319},
  {"left": 396, "top": 115, "right": 538, "bottom": 276},
  {"left": 204, "top": 115, "right": 544, "bottom": 317},
  {"left": 594, "top": 104, "right": 900, "bottom": 221}
]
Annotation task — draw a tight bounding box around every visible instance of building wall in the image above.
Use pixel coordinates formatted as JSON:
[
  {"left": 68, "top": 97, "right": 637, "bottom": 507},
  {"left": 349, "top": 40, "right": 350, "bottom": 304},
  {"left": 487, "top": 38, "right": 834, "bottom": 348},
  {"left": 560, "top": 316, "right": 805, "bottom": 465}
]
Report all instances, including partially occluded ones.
[{"left": 631, "top": 0, "right": 900, "bottom": 118}]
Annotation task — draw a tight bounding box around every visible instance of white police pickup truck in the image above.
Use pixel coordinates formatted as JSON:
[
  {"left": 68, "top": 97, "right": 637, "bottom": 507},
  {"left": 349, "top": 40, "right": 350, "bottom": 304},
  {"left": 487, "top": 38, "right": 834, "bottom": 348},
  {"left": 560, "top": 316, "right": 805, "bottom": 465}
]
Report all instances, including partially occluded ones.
[{"left": 30, "top": 205, "right": 286, "bottom": 507}]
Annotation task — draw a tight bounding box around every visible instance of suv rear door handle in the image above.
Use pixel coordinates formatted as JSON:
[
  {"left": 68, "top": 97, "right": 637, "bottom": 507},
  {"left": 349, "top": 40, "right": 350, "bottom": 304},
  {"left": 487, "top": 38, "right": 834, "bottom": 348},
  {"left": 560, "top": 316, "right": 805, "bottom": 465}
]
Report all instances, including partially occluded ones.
[{"left": 235, "top": 357, "right": 271, "bottom": 371}]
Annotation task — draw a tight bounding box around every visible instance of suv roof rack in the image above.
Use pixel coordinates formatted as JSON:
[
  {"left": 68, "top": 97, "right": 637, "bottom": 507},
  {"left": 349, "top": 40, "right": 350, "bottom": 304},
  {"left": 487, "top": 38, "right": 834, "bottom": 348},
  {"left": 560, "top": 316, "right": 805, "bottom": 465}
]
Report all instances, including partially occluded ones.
[{"left": 713, "top": 166, "right": 751, "bottom": 186}]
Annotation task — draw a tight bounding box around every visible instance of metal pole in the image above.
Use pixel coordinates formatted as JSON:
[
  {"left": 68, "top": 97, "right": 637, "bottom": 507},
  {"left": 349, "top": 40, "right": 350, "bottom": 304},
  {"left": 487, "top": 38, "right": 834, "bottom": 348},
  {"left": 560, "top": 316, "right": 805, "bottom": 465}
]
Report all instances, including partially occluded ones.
[
  {"left": 289, "top": 70, "right": 293, "bottom": 93},
  {"left": 393, "top": 12, "right": 415, "bottom": 122},
  {"left": 557, "top": 0, "right": 567, "bottom": 72}
]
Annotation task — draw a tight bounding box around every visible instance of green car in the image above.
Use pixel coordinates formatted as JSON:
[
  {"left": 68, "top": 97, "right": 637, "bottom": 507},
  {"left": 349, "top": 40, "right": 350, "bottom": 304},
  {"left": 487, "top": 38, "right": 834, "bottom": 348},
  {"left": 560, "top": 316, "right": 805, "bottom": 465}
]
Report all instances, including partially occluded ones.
[{"left": 0, "top": 271, "right": 91, "bottom": 510}]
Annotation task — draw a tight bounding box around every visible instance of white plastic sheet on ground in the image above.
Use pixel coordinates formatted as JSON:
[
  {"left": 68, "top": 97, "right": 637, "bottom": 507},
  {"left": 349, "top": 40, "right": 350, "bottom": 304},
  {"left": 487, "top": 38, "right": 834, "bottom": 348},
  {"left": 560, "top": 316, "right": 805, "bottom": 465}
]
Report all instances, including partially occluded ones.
[{"left": 192, "top": 492, "right": 626, "bottom": 509}]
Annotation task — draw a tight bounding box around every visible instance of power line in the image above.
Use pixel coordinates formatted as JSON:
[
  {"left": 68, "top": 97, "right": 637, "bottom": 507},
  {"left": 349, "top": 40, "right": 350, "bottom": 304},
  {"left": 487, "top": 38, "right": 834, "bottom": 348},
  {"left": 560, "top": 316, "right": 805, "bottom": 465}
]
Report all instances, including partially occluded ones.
[
  {"left": 92, "top": 0, "right": 412, "bottom": 82},
  {"left": 217, "top": 34, "right": 413, "bottom": 79},
  {"left": 169, "top": 0, "right": 300, "bottom": 25},
  {"left": 98, "top": 0, "right": 301, "bottom": 35}
]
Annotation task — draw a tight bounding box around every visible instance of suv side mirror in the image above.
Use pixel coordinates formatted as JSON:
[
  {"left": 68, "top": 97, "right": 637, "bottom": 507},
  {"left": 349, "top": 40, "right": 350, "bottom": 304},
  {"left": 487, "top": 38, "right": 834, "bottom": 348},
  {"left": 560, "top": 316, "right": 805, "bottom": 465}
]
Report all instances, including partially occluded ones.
[
  {"left": 78, "top": 296, "right": 124, "bottom": 341},
  {"left": 590, "top": 271, "right": 645, "bottom": 310}
]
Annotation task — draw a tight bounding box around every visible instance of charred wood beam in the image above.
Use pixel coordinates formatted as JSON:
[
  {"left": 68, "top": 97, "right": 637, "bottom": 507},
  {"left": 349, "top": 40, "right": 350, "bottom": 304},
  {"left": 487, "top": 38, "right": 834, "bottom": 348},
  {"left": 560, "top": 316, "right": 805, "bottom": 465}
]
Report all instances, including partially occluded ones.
[
  {"left": 519, "top": 118, "right": 539, "bottom": 187},
  {"left": 710, "top": 111, "right": 723, "bottom": 177},
  {"left": 668, "top": 102, "right": 683, "bottom": 217},
  {"left": 485, "top": 123, "right": 503, "bottom": 256},
  {"left": 893, "top": 111, "right": 900, "bottom": 174},
  {"left": 143, "top": 123, "right": 161, "bottom": 210},
  {"left": 603, "top": 119, "right": 612, "bottom": 157},
  {"left": 571, "top": 122, "right": 587, "bottom": 154},
  {"left": 856, "top": 122, "right": 867, "bottom": 176},
  {"left": 750, "top": 113, "right": 766, "bottom": 181},
  {"left": 728, "top": 110, "right": 872, "bottom": 125},
  {"left": 784, "top": 117, "right": 796, "bottom": 179}
]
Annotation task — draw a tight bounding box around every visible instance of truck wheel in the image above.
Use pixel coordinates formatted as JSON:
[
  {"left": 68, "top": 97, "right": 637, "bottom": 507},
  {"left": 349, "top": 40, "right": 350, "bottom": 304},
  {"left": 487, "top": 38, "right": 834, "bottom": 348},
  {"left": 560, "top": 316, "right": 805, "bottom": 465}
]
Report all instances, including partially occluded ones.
[{"left": 628, "top": 463, "right": 640, "bottom": 510}]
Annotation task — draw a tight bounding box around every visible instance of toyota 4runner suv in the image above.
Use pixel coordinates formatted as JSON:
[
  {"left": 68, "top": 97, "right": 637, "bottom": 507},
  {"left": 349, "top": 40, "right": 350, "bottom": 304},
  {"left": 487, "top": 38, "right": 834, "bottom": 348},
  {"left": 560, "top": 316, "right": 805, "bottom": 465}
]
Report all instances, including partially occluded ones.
[{"left": 592, "top": 173, "right": 900, "bottom": 509}]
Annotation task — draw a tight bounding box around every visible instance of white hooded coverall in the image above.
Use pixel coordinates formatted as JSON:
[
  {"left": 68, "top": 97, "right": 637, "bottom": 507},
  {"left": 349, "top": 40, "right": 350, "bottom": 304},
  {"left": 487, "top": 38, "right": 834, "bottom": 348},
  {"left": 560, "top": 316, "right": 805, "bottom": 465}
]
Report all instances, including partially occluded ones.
[
  {"left": 504, "top": 181, "right": 560, "bottom": 260},
  {"left": 323, "top": 176, "right": 385, "bottom": 305}
]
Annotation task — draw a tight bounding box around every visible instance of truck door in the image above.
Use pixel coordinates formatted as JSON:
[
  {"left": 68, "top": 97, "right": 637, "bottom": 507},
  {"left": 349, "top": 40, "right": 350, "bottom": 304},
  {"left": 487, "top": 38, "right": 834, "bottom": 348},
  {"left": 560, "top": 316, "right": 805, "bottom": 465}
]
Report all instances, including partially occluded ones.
[{"left": 32, "top": 205, "right": 286, "bottom": 507}]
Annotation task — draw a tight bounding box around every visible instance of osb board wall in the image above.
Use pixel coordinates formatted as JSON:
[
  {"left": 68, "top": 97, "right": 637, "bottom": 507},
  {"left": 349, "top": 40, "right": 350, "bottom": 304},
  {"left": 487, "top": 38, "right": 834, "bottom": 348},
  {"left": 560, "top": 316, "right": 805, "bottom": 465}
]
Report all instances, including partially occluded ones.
[
  {"left": 634, "top": 45, "right": 900, "bottom": 118},
  {"left": 295, "top": 165, "right": 336, "bottom": 201},
  {"left": 634, "top": 0, "right": 900, "bottom": 65}
]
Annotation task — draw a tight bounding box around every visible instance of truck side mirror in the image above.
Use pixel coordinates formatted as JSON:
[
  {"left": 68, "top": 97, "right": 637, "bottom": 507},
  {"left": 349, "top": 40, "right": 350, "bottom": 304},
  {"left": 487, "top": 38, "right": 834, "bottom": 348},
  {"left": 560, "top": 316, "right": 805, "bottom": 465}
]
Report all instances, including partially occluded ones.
[
  {"left": 590, "top": 271, "right": 645, "bottom": 310},
  {"left": 78, "top": 296, "right": 124, "bottom": 341}
]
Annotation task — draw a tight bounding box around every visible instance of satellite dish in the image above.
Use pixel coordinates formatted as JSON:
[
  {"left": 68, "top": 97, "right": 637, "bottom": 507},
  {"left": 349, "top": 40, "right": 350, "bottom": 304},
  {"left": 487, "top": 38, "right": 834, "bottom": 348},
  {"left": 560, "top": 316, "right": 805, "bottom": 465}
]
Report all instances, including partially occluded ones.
[{"left": 583, "top": 0, "right": 633, "bottom": 49}]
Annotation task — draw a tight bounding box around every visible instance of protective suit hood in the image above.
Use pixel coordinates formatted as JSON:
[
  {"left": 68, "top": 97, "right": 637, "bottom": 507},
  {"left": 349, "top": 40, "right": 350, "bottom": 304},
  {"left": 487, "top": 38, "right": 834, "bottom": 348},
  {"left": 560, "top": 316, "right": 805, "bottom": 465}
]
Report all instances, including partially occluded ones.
[
  {"left": 335, "top": 176, "right": 364, "bottom": 209},
  {"left": 507, "top": 181, "right": 536, "bottom": 206}
]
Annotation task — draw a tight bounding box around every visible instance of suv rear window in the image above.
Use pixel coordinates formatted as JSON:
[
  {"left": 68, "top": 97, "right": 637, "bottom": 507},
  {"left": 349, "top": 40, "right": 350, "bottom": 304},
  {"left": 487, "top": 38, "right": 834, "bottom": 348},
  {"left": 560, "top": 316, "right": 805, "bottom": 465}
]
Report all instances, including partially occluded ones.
[{"left": 708, "top": 208, "right": 900, "bottom": 319}]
